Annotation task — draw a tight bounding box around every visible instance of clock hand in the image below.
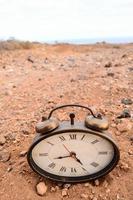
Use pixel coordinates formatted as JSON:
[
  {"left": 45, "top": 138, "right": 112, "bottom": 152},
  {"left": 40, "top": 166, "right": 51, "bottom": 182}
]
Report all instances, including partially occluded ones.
[
  {"left": 63, "top": 144, "right": 71, "bottom": 154},
  {"left": 71, "top": 153, "right": 83, "bottom": 165},
  {"left": 54, "top": 155, "right": 71, "bottom": 159},
  {"left": 72, "top": 155, "right": 88, "bottom": 172},
  {"left": 75, "top": 157, "right": 83, "bottom": 165}
]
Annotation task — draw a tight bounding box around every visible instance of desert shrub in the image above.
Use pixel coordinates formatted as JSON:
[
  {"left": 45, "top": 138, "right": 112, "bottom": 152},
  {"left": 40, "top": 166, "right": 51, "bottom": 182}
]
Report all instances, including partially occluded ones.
[{"left": 0, "top": 39, "right": 35, "bottom": 50}]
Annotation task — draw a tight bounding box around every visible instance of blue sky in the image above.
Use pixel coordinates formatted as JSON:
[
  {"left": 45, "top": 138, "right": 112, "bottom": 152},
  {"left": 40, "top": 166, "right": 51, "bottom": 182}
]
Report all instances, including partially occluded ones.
[{"left": 0, "top": 0, "right": 133, "bottom": 42}]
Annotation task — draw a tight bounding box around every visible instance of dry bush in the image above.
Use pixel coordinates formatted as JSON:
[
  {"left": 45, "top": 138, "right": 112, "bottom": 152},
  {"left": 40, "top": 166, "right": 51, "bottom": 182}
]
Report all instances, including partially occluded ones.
[{"left": 0, "top": 39, "right": 35, "bottom": 50}]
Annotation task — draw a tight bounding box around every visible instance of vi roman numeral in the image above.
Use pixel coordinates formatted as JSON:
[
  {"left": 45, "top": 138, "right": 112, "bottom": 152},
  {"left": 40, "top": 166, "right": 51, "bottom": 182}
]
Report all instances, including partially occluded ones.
[{"left": 71, "top": 168, "right": 77, "bottom": 173}]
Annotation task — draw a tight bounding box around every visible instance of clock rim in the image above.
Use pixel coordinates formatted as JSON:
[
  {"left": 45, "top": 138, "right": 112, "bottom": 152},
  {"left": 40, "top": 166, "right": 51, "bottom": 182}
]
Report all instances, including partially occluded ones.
[{"left": 27, "top": 129, "right": 120, "bottom": 183}]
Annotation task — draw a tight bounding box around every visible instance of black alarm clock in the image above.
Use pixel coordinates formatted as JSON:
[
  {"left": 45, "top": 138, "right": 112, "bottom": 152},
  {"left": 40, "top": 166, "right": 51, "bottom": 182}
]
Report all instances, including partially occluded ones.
[{"left": 27, "top": 104, "right": 120, "bottom": 183}]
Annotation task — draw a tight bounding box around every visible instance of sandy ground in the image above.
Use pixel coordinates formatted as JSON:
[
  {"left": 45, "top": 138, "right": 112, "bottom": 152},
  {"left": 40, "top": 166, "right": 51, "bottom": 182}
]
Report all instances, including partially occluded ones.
[{"left": 0, "top": 43, "right": 133, "bottom": 200}]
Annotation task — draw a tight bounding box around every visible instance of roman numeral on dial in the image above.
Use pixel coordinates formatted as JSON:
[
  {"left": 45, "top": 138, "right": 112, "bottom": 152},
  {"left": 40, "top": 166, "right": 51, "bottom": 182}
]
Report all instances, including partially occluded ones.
[
  {"left": 60, "top": 166, "right": 66, "bottom": 172},
  {"left": 91, "top": 139, "right": 99, "bottom": 144},
  {"left": 39, "top": 153, "right": 48, "bottom": 156},
  {"left": 47, "top": 141, "right": 54, "bottom": 146},
  {"left": 69, "top": 134, "right": 77, "bottom": 140},
  {"left": 81, "top": 135, "right": 85, "bottom": 140},
  {"left": 59, "top": 136, "right": 66, "bottom": 141},
  {"left": 90, "top": 162, "right": 99, "bottom": 167},
  {"left": 99, "top": 151, "right": 108, "bottom": 155},
  {"left": 48, "top": 162, "right": 56, "bottom": 169},
  {"left": 71, "top": 168, "right": 77, "bottom": 173}
]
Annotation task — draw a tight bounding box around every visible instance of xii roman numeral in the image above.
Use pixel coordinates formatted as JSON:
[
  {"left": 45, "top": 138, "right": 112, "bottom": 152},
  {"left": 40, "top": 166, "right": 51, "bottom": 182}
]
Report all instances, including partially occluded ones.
[{"left": 69, "top": 134, "right": 77, "bottom": 140}]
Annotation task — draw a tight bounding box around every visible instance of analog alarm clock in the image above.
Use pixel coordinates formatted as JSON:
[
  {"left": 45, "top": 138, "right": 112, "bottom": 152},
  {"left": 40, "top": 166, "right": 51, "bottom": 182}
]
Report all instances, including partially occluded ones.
[{"left": 27, "top": 104, "right": 120, "bottom": 183}]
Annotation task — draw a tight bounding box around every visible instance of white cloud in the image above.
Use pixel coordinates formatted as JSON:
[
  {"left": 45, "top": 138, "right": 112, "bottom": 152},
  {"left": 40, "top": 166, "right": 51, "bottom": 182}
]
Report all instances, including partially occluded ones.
[{"left": 0, "top": 0, "right": 133, "bottom": 41}]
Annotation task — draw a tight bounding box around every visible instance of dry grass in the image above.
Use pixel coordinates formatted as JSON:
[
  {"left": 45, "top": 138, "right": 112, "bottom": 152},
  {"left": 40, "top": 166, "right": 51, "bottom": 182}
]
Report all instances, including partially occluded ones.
[{"left": 0, "top": 39, "right": 36, "bottom": 50}]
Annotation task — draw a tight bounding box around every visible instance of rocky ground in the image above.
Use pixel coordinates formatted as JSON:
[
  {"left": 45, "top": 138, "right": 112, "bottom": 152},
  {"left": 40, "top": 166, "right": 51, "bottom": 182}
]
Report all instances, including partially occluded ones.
[{"left": 0, "top": 43, "right": 133, "bottom": 200}]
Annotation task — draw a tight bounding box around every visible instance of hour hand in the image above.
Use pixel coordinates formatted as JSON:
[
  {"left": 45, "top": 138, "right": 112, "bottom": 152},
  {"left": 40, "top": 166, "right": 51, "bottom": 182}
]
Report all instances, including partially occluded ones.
[
  {"left": 75, "top": 157, "right": 83, "bottom": 165},
  {"left": 54, "top": 155, "right": 70, "bottom": 159}
]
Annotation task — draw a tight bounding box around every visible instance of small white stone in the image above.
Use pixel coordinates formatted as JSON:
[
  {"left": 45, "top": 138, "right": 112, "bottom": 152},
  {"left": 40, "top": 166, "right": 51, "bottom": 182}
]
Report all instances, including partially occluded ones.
[
  {"left": 36, "top": 182, "right": 47, "bottom": 196},
  {"left": 61, "top": 189, "right": 68, "bottom": 197},
  {"left": 0, "top": 135, "right": 6, "bottom": 145},
  {"left": 80, "top": 193, "right": 89, "bottom": 199},
  {"left": 63, "top": 184, "right": 71, "bottom": 189},
  {"left": 84, "top": 183, "right": 90, "bottom": 187},
  {"left": 94, "top": 179, "right": 100, "bottom": 186},
  {"left": 116, "top": 194, "right": 120, "bottom": 200},
  {"left": 106, "top": 189, "right": 110, "bottom": 193},
  {"left": 120, "top": 162, "right": 130, "bottom": 171},
  {"left": 19, "top": 151, "right": 27, "bottom": 157},
  {"left": 117, "top": 123, "right": 127, "bottom": 133},
  {"left": 89, "top": 194, "right": 94, "bottom": 199},
  {"left": 93, "top": 197, "right": 98, "bottom": 200},
  {"left": 102, "top": 180, "right": 108, "bottom": 188},
  {"left": 50, "top": 186, "right": 56, "bottom": 192},
  {"left": 7, "top": 166, "right": 12, "bottom": 172},
  {"left": 128, "top": 149, "right": 133, "bottom": 155},
  {"left": 0, "top": 150, "right": 10, "bottom": 162}
]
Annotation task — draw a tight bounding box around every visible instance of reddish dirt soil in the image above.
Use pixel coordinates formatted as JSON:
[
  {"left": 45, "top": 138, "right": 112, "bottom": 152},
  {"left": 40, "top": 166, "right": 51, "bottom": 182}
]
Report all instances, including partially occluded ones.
[{"left": 0, "top": 43, "right": 133, "bottom": 200}]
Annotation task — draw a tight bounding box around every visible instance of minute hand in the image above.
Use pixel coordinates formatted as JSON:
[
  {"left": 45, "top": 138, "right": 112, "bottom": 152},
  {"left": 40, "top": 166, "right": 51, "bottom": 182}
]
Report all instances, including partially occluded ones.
[{"left": 54, "top": 155, "right": 71, "bottom": 159}]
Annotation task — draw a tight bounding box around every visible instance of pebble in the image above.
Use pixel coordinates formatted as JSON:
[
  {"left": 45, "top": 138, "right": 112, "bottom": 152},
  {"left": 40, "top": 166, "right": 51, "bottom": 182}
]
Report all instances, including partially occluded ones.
[
  {"left": 102, "top": 180, "right": 109, "bottom": 188},
  {"left": 50, "top": 187, "right": 56, "bottom": 192},
  {"left": 21, "top": 128, "right": 30, "bottom": 135},
  {"left": 36, "top": 182, "right": 47, "bottom": 196},
  {"left": 19, "top": 151, "right": 27, "bottom": 157},
  {"left": 61, "top": 188, "right": 68, "bottom": 197},
  {"left": 121, "top": 54, "right": 127, "bottom": 58},
  {"left": 44, "top": 57, "right": 49, "bottom": 64},
  {"left": 80, "top": 193, "right": 89, "bottom": 199},
  {"left": 121, "top": 98, "right": 133, "bottom": 105},
  {"left": 128, "top": 67, "right": 133, "bottom": 72},
  {"left": 94, "top": 179, "right": 100, "bottom": 186},
  {"left": 0, "top": 150, "right": 10, "bottom": 162},
  {"left": 0, "top": 135, "right": 6, "bottom": 145},
  {"left": 84, "top": 182, "right": 90, "bottom": 187},
  {"left": 5, "top": 132, "right": 16, "bottom": 141},
  {"left": 4, "top": 90, "right": 13, "bottom": 96},
  {"left": 93, "top": 197, "right": 98, "bottom": 200},
  {"left": 63, "top": 184, "right": 71, "bottom": 189},
  {"left": 104, "top": 62, "right": 112, "bottom": 68},
  {"left": 106, "top": 189, "right": 110, "bottom": 193},
  {"left": 89, "top": 194, "right": 94, "bottom": 199},
  {"left": 129, "top": 136, "right": 133, "bottom": 144},
  {"left": 7, "top": 166, "right": 13, "bottom": 172},
  {"left": 116, "top": 194, "right": 120, "bottom": 200},
  {"left": 117, "top": 123, "right": 128, "bottom": 133},
  {"left": 128, "top": 149, "right": 133, "bottom": 155},
  {"left": 120, "top": 162, "right": 130, "bottom": 171},
  {"left": 117, "top": 109, "right": 131, "bottom": 118},
  {"left": 107, "top": 72, "right": 114, "bottom": 77},
  {"left": 27, "top": 56, "right": 34, "bottom": 63}
]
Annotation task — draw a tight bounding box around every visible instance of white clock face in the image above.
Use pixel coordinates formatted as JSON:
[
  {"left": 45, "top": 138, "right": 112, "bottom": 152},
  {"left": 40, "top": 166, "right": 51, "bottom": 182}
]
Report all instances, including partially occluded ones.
[{"left": 32, "top": 132, "right": 114, "bottom": 177}]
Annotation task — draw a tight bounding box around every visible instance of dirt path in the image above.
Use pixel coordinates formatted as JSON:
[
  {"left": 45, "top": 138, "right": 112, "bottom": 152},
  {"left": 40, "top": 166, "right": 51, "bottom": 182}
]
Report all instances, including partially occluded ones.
[{"left": 0, "top": 44, "right": 133, "bottom": 200}]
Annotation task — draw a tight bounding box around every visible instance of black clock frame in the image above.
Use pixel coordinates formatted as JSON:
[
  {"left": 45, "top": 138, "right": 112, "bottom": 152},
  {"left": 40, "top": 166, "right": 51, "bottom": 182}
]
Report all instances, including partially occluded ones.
[{"left": 27, "top": 127, "right": 120, "bottom": 183}]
